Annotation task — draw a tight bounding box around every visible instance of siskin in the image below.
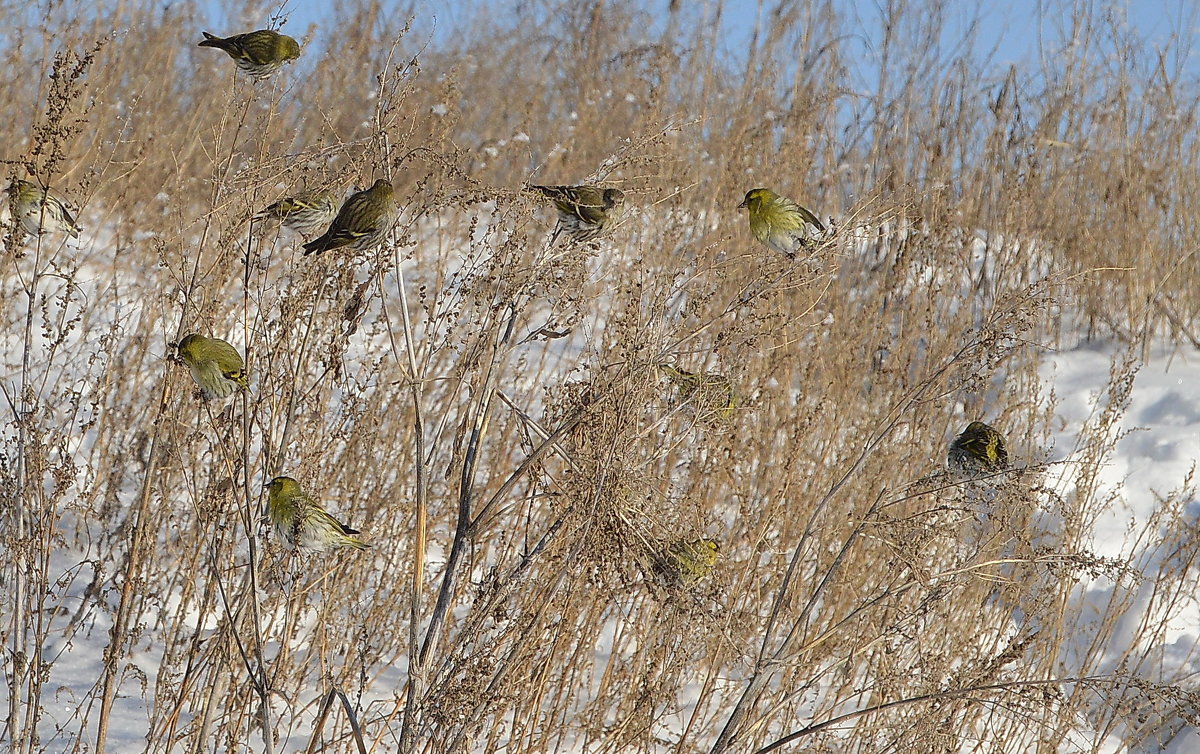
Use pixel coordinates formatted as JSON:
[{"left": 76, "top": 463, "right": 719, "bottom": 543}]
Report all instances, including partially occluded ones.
[
  {"left": 655, "top": 538, "right": 720, "bottom": 587},
  {"left": 198, "top": 29, "right": 301, "bottom": 79},
  {"left": 738, "top": 188, "right": 824, "bottom": 259},
  {"left": 528, "top": 184, "right": 625, "bottom": 244},
  {"left": 176, "top": 333, "right": 249, "bottom": 400},
  {"left": 660, "top": 364, "right": 737, "bottom": 423},
  {"left": 302, "top": 179, "right": 397, "bottom": 256},
  {"left": 266, "top": 476, "right": 371, "bottom": 552},
  {"left": 948, "top": 421, "right": 1009, "bottom": 475},
  {"left": 254, "top": 191, "right": 337, "bottom": 239},
  {"left": 7, "top": 179, "right": 81, "bottom": 240}
]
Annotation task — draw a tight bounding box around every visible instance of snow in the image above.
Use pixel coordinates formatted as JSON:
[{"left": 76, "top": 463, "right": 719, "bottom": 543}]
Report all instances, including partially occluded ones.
[
  {"left": 1044, "top": 344, "right": 1199, "bottom": 566},
  {"left": 1042, "top": 342, "right": 1200, "bottom": 750}
]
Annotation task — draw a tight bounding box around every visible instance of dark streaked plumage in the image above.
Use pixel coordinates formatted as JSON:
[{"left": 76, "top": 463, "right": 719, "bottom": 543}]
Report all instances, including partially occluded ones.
[
  {"left": 198, "top": 29, "right": 301, "bottom": 79},
  {"left": 302, "top": 179, "right": 397, "bottom": 256},
  {"left": 254, "top": 191, "right": 337, "bottom": 238},
  {"left": 948, "top": 421, "right": 1009, "bottom": 475},
  {"left": 659, "top": 364, "right": 737, "bottom": 423},
  {"left": 529, "top": 184, "right": 624, "bottom": 243}
]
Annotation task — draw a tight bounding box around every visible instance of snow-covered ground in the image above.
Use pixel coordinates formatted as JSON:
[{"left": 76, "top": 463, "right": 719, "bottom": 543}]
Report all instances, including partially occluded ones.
[{"left": 1043, "top": 342, "right": 1200, "bottom": 752}]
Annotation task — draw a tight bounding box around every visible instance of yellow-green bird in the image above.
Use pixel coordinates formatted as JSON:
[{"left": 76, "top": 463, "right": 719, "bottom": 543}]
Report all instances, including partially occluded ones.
[
  {"left": 660, "top": 364, "right": 737, "bottom": 422},
  {"left": 302, "top": 179, "right": 397, "bottom": 256},
  {"left": 655, "top": 538, "right": 720, "bottom": 587},
  {"left": 254, "top": 190, "right": 337, "bottom": 239},
  {"left": 266, "top": 476, "right": 371, "bottom": 552},
  {"left": 737, "top": 188, "right": 824, "bottom": 259},
  {"left": 198, "top": 29, "right": 301, "bottom": 79},
  {"left": 528, "top": 184, "right": 625, "bottom": 244},
  {"left": 175, "top": 333, "right": 248, "bottom": 400},
  {"left": 7, "top": 179, "right": 81, "bottom": 240},
  {"left": 948, "top": 421, "right": 1009, "bottom": 475}
]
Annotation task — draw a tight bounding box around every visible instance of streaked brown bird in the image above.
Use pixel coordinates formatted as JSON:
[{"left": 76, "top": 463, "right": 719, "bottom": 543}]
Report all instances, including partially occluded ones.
[
  {"left": 198, "top": 29, "right": 301, "bottom": 79},
  {"left": 529, "top": 184, "right": 624, "bottom": 244},
  {"left": 948, "top": 421, "right": 1009, "bottom": 475},
  {"left": 254, "top": 191, "right": 337, "bottom": 239},
  {"left": 302, "top": 179, "right": 397, "bottom": 257},
  {"left": 659, "top": 364, "right": 737, "bottom": 423}
]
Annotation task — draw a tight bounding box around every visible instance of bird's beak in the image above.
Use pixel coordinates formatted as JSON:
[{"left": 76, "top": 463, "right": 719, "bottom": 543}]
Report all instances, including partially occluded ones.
[{"left": 736, "top": 199, "right": 749, "bottom": 210}]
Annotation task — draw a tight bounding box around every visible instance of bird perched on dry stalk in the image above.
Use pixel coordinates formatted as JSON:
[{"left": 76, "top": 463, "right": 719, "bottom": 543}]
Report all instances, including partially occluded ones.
[
  {"left": 528, "top": 184, "right": 625, "bottom": 244},
  {"left": 254, "top": 190, "right": 338, "bottom": 239},
  {"left": 738, "top": 187, "right": 825, "bottom": 259},
  {"left": 198, "top": 29, "right": 301, "bottom": 79},
  {"left": 266, "top": 476, "right": 371, "bottom": 552},
  {"left": 7, "top": 179, "right": 81, "bottom": 240},
  {"left": 654, "top": 538, "right": 720, "bottom": 587},
  {"left": 948, "top": 421, "right": 1009, "bottom": 475},
  {"left": 659, "top": 364, "right": 737, "bottom": 423},
  {"left": 302, "top": 179, "right": 397, "bottom": 256},
  {"left": 175, "top": 333, "right": 248, "bottom": 400}
]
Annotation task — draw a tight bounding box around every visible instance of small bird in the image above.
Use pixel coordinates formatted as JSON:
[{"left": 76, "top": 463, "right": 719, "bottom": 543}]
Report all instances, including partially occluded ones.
[
  {"left": 175, "top": 333, "right": 249, "bottom": 400},
  {"left": 198, "top": 29, "right": 301, "bottom": 79},
  {"left": 253, "top": 191, "right": 337, "bottom": 239},
  {"left": 265, "top": 476, "right": 371, "bottom": 552},
  {"left": 302, "top": 179, "right": 397, "bottom": 256},
  {"left": 948, "top": 421, "right": 1009, "bottom": 475},
  {"left": 654, "top": 538, "right": 720, "bottom": 587},
  {"left": 7, "top": 179, "right": 81, "bottom": 240},
  {"left": 737, "top": 188, "right": 824, "bottom": 259},
  {"left": 660, "top": 364, "right": 737, "bottom": 423},
  {"left": 528, "top": 184, "right": 625, "bottom": 244}
]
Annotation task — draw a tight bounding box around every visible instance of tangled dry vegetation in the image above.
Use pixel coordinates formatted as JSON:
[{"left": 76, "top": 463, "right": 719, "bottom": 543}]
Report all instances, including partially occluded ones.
[{"left": 4, "top": 1, "right": 1200, "bottom": 752}]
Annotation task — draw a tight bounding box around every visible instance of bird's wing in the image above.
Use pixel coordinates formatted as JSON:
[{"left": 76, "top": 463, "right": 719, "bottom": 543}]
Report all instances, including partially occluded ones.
[{"left": 780, "top": 196, "right": 824, "bottom": 231}]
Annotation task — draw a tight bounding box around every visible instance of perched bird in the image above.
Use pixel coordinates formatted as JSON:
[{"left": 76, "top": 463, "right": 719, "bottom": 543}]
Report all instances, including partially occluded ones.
[
  {"left": 948, "top": 421, "right": 1009, "bottom": 475},
  {"left": 175, "top": 333, "right": 249, "bottom": 400},
  {"left": 198, "top": 29, "right": 301, "bottom": 79},
  {"left": 7, "top": 179, "right": 81, "bottom": 240},
  {"left": 654, "top": 538, "right": 720, "bottom": 587},
  {"left": 737, "top": 188, "right": 824, "bottom": 259},
  {"left": 253, "top": 191, "right": 337, "bottom": 239},
  {"left": 660, "top": 364, "right": 737, "bottom": 423},
  {"left": 265, "top": 476, "right": 371, "bottom": 552},
  {"left": 302, "top": 179, "right": 397, "bottom": 256},
  {"left": 528, "top": 184, "right": 625, "bottom": 244}
]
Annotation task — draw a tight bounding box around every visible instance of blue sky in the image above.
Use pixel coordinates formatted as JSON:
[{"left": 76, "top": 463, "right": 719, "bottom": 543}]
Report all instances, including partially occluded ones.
[{"left": 198, "top": 0, "right": 1200, "bottom": 85}]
